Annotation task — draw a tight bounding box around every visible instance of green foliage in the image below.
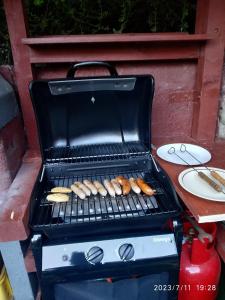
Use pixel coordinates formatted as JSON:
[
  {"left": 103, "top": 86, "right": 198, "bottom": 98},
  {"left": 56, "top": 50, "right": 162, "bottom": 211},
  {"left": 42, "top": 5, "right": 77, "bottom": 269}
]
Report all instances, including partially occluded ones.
[
  {"left": 0, "top": 0, "right": 196, "bottom": 65},
  {"left": 0, "top": 0, "right": 12, "bottom": 64},
  {"left": 25, "top": 0, "right": 196, "bottom": 36}
]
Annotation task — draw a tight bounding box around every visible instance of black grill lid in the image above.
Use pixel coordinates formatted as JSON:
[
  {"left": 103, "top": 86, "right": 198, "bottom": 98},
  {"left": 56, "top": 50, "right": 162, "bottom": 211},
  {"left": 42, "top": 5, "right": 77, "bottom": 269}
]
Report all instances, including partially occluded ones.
[{"left": 29, "top": 62, "right": 154, "bottom": 161}]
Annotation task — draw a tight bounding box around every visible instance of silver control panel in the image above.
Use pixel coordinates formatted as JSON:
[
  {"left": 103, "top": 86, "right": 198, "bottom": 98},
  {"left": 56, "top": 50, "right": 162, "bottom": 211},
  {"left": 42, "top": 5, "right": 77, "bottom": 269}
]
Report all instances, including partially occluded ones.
[{"left": 42, "top": 233, "right": 177, "bottom": 271}]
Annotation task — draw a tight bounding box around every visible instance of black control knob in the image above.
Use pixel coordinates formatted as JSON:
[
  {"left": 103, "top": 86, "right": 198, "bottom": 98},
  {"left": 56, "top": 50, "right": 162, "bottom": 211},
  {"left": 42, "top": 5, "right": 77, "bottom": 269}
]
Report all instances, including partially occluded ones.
[
  {"left": 118, "top": 243, "right": 134, "bottom": 261},
  {"left": 86, "top": 246, "right": 104, "bottom": 264}
]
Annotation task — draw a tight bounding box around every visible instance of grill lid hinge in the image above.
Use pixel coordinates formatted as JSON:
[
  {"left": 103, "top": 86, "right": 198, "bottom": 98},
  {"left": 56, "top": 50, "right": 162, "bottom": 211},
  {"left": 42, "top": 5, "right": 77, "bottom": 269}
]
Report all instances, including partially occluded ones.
[{"left": 150, "top": 154, "right": 160, "bottom": 173}]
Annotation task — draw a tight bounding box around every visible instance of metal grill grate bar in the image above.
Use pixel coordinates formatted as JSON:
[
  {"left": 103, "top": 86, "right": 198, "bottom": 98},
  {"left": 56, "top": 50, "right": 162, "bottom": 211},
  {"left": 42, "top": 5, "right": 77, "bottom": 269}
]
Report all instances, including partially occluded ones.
[
  {"left": 44, "top": 142, "right": 149, "bottom": 164},
  {"left": 33, "top": 170, "right": 178, "bottom": 228}
]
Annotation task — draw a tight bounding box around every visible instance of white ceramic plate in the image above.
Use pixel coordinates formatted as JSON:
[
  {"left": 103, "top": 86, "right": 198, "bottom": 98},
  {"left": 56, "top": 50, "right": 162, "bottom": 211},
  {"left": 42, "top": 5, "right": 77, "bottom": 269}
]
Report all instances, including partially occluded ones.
[
  {"left": 157, "top": 143, "right": 211, "bottom": 165},
  {"left": 178, "top": 167, "right": 225, "bottom": 202}
]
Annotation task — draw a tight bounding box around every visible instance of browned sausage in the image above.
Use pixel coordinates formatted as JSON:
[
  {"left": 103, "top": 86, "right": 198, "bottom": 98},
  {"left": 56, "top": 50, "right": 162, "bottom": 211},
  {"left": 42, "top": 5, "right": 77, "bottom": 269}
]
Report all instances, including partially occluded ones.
[
  {"left": 116, "top": 176, "right": 125, "bottom": 185},
  {"left": 115, "top": 176, "right": 131, "bottom": 195},
  {"left": 136, "top": 178, "right": 156, "bottom": 196}
]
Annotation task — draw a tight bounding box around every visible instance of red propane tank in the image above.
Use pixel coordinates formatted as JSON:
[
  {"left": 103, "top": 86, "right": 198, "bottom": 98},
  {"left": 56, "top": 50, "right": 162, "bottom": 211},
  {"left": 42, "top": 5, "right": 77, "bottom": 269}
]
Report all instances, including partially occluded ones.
[{"left": 178, "top": 222, "right": 221, "bottom": 300}]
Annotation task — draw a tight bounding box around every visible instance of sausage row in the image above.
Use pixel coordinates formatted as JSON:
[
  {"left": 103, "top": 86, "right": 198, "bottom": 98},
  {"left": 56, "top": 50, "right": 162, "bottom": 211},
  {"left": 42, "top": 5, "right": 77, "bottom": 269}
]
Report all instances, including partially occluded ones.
[{"left": 47, "top": 177, "right": 156, "bottom": 201}]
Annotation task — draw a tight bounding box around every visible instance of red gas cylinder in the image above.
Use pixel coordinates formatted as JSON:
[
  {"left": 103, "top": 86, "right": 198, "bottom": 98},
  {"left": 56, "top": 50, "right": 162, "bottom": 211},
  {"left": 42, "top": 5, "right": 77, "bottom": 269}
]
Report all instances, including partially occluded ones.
[{"left": 178, "top": 222, "right": 221, "bottom": 300}]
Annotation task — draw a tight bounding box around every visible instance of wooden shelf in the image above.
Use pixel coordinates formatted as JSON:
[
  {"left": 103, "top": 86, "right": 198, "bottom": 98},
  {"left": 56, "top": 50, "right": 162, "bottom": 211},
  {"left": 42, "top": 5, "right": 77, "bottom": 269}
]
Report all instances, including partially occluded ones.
[
  {"left": 22, "top": 33, "right": 212, "bottom": 45},
  {"left": 0, "top": 151, "right": 41, "bottom": 242},
  {"left": 22, "top": 33, "right": 212, "bottom": 64},
  {"left": 155, "top": 141, "right": 225, "bottom": 223}
]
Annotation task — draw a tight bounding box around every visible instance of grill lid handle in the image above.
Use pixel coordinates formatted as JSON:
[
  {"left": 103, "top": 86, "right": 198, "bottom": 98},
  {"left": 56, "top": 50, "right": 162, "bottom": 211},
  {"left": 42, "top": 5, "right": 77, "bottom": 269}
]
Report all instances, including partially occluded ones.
[{"left": 67, "top": 61, "right": 118, "bottom": 78}]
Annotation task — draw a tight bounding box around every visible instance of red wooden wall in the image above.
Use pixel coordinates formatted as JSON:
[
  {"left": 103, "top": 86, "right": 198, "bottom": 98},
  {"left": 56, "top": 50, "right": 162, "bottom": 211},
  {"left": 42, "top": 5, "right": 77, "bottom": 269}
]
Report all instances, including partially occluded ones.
[{"left": 3, "top": 0, "right": 225, "bottom": 153}]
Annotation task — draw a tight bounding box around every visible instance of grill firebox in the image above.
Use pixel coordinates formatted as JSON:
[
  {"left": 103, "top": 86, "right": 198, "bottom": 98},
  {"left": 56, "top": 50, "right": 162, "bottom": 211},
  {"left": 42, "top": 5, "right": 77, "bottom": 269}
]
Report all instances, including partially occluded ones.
[
  {"left": 31, "top": 141, "right": 179, "bottom": 235},
  {"left": 34, "top": 170, "right": 178, "bottom": 227}
]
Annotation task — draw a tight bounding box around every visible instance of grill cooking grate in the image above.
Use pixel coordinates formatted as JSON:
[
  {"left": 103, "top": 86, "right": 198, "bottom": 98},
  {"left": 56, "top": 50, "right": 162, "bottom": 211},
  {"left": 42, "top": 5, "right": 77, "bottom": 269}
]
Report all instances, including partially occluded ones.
[
  {"left": 44, "top": 142, "right": 149, "bottom": 163},
  {"left": 33, "top": 171, "right": 177, "bottom": 228}
]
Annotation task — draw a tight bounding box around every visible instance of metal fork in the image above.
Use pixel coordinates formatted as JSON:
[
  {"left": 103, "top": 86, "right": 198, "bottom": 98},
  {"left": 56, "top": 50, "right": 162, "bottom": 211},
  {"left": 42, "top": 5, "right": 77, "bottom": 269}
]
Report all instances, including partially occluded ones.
[
  {"left": 180, "top": 143, "right": 225, "bottom": 188},
  {"left": 168, "top": 147, "right": 225, "bottom": 194}
]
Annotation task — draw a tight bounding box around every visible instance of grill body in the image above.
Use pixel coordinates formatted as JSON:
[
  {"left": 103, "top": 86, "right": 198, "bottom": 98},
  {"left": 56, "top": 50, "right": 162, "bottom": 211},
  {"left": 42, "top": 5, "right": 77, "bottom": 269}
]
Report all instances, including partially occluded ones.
[{"left": 29, "top": 62, "right": 182, "bottom": 300}]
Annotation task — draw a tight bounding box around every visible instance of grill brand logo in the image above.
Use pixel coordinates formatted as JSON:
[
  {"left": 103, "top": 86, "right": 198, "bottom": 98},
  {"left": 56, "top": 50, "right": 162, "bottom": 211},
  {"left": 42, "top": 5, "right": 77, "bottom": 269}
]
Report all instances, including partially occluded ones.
[
  {"left": 91, "top": 97, "right": 95, "bottom": 104},
  {"left": 153, "top": 237, "right": 173, "bottom": 243}
]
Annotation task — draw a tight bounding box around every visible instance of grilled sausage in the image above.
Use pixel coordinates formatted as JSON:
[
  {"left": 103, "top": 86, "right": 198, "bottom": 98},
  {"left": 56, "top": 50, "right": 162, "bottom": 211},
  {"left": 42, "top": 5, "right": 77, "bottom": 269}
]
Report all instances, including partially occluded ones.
[
  {"left": 129, "top": 178, "right": 141, "bottom": 194},
  {"left": 47, "top": 193, "right": 69, "bottom": 202},
  {"left": 111, "top": 179, "right": 122, "bottom": 195},
  {"left": 50, "top": 187, "right": 72, "bottom": 193},
  {"left": 103, "top": 179, "right": 116, "bottom": 197},
  {"left": 83, "top": 180, "right": 98, "bottom": 195},
  {"left": 136, "top": 178, "right": 155, "bottom": 196},
  {"left": 93, "top": 181, "right": 107, "bottom": 197},
  {"left": 74, "top": 181, "right": 91, "bottom": 196},
  {"left": 71, "top": 184, "right": 86, "bottom": 199},
  {"left": 116, "top": 176, "right": 125, "bottom": 185},
  {"left": 115, "top": 176, "right": 131, "bottom": 195}
]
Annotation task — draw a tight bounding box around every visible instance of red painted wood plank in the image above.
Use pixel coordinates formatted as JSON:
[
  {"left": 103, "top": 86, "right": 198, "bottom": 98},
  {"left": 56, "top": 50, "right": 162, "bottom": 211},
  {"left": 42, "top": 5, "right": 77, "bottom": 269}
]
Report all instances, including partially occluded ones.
[
  {"left": 0, "top": 151, "right": 41, "bottom": 242},
  {"left": 27, "top": 43, "right": 200, "bottom": 64},
  {"left": 0, "top": 116, "right": 26, "bottom": 193},
  {"left": 3, "top": 0, "right": 40, "bottom": 152},
  {"left": 192, "top": 0, "right": 225, "bottom": 144},
  {"left": 195, "top": 0, "right": 210, "bottom": 34},
  {"left": 34, "top": 61, "right": 197, "bottom": 145},
  {"left": 22, "top": 33, "right": 211, "bottom": 45},
  {"left": 24, "top": 248, "right": 36, "bottom": 273}
]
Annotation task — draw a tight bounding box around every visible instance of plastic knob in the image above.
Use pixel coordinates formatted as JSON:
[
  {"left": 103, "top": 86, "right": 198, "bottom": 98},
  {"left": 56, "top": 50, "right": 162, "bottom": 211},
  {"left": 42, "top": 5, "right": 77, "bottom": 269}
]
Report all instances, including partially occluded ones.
[
  {"left": 119, "top": 243, "right": 134, "bottom": 261},
  {"left": 86, "top": 246, "right": 104, "bottom": 264}
]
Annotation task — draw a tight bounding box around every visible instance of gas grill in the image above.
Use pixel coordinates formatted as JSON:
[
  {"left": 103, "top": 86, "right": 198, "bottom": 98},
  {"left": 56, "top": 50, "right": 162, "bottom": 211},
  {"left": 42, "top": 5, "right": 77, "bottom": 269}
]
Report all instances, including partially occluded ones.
[{"left": 29, "top": 62, "right": 182, "bottom": 300}]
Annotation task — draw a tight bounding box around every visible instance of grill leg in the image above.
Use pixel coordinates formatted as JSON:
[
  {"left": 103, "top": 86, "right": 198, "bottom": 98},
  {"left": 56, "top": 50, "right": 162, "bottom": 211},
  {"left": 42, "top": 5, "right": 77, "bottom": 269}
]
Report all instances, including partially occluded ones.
[{"left": 0, "top": 241, "right": 34, "bottom": 300}]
